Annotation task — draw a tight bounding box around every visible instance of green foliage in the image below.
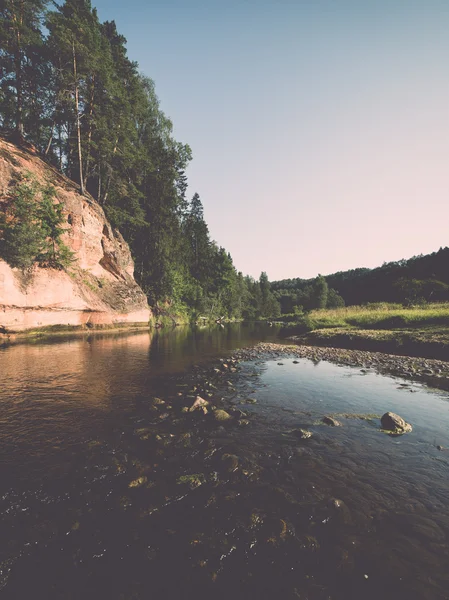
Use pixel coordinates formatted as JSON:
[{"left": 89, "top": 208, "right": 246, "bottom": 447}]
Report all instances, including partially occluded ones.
[
  {"left": 272, "top": 247, "right": 449, "bottom": 307},
  {"left": 0, "top": 174, "right": 73, "bottom": 269},
  {"left": 0, "top": 176, "right": 46, "bottom": 268},
  {"left": 0, "top": 0, "right": 50, "bottom": 138},
  {"left": 289, "top": 303, "right": 449, "bottom": 332},
  {"left": 326, "top": 288, "right": 345, "bottom": 309},
  {"left": 0, "top": 2, "right": 280, "bottom": 319}
]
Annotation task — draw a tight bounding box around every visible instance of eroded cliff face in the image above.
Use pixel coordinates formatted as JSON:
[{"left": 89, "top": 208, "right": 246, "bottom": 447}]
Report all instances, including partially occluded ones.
[{"left": 0, "top": 138, "right": 151, "bottom": 333}]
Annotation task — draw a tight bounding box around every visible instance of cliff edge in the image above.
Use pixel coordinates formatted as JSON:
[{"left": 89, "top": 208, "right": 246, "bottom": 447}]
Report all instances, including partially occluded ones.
[{"left": 0, "top": 137, "right": 151, "bottom": 333}]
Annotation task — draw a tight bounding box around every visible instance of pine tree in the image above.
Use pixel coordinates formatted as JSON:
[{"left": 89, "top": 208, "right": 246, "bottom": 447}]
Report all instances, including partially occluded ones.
[{"left": 0, "top": 0, "right": 49, "bottom": 139}]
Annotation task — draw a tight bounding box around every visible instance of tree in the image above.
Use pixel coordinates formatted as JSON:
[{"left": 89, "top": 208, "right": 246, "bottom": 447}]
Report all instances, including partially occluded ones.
[
  {"left": 326, "top": 288, "right": 345, "bottom": 308},
  {"left": 0, "top": 175, "right": 46, "bottom": 268},
  {"left": 46, "top": 0, "right": 105, "bottom": 193},
  {"left": 36, "top": 183, "right": 74, "bottom": 267},
  {"left": 0, "top": 0, "right": 49, "bottom": 139},
  {"left": 0, "top": 174, "right": 73, "bottom": 269},
  {"left": 312, "top": 275, "right": 328, "bottom": 309}
]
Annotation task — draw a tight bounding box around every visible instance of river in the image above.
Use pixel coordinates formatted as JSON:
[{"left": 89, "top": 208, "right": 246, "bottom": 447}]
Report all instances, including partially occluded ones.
[{"left": 0, "top": 324, "right": 449, "bottom": 599}]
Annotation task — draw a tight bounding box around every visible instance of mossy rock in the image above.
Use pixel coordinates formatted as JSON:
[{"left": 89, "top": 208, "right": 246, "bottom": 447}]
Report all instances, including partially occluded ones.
[
  {"left": 213, "top": 409, "right": 232, "bottom": 422},
  {"left": 291, "top": 428, "right": 312, "bottom": 439},
  {"left": 177, "top": 473, "right": 206, "bottom": 489},
  {"left": 128, "top": 476, "right": 147, "bottom": 489}
]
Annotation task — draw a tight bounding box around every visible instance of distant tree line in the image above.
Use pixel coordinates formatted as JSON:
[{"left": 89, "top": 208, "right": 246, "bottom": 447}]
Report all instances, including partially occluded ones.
[
  {"left": 0, "top": 0, "right": 281, "bottom": 320},
  {"left": 272, "top": 248, "right": 449, "bottom": 309},
  {"left": 272, "top": 275, "right": 345, "bottom": 315}
]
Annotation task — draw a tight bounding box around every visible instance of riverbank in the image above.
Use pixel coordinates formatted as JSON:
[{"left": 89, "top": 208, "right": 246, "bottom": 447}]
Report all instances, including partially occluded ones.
[
  {"left": 233, "top": 341, "right": 449, "bottom": 391},
  {"left": 286, "top": 327, "right": 449, "bottom": 362},
  {"left": 0, "top": 321, "right": 152, "bottom": 346}
]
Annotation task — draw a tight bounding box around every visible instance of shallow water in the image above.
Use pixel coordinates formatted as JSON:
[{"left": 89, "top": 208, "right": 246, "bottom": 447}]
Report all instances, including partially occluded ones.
[{"left": 1, "top": 325, "right": 449, "bottom": 599}]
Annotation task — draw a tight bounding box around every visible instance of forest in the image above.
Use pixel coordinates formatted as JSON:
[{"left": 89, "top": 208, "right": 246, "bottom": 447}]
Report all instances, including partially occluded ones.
[
  {"left": 272, "top": 247, "right": 449, "bottom": 314},
  {"left": 0, "top": 0, "right": 280, "bottom": 321}
]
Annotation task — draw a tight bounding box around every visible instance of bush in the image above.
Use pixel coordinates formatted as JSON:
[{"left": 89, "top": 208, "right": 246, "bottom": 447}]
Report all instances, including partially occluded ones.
[{"left": 0, "top": 174, "right": 74, "bottom": 270}]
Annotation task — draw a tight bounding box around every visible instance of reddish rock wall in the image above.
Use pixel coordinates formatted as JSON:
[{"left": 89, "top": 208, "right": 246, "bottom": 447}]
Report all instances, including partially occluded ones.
[{"left": 0, "top": 138, "right": 151, "bottom": 333}]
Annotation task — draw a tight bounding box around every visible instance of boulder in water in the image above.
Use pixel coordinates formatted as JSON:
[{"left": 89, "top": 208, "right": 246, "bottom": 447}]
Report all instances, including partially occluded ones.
[
  {"left": 213, "top": 409, "right": 232, "bottom": 422},
  {"left": 381, "top": 412, "right": 412, "bottom": 434}
]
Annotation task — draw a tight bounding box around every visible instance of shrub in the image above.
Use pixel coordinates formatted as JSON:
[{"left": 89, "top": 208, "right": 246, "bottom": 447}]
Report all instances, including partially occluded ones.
[{"left": 0, "top": 174, "right": 74, "bottom": 270}]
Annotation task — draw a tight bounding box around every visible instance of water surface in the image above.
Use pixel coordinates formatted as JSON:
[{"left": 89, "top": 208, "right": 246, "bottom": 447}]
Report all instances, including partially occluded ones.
[{"left": 0, "top": 324, "right": 448, "bottom": 599}]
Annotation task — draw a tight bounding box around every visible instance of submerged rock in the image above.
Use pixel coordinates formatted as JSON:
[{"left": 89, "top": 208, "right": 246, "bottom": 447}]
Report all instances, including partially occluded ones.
[
  {"left": 245, "top": 398, "right": 258, "bottom": 404},
  {"left": 322, "top": 416, "right": 341, "bottom": 427},
  {"left": 128, "top": 476, "right": 147, "bottom": 489},
  {"left": 381, "top": 412, "right": 412, "bottom": 434},
  {"left": 292, "top": 428, "right": 313, "bottom": 439},
  {"left": 213, "top": 409, "right": 232, "bottom": 422},
  {"left": 177, "top": 473, "right": 206, "bottom": 489},
  {"left": 222, "top": 453, "right": 239, "bottom": 472}
]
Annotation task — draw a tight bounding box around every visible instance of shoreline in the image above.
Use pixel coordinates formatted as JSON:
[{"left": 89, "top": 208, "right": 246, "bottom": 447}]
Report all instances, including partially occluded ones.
[
  {"left": 0, "top": 322, "right": 152, "bottom": 346},
  {"left": 284, "top": 326, "right": 449, "bottom": 362},
  {"left": 234, "top": 342, "right": 449, "bottom": 392}
]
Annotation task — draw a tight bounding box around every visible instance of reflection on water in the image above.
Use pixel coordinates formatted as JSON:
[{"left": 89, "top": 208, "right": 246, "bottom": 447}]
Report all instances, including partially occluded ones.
[
  {"left": 0, "top": 325, "right": 449, "bottom": 599},
  {"left": 0, "top": 324, "right": 279, "bottom": 484}
]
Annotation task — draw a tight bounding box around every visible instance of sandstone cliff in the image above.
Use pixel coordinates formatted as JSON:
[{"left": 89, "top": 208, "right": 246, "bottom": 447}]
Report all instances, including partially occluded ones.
[{"left": 0, "top": 137, "right": 151, "bottom": 333}]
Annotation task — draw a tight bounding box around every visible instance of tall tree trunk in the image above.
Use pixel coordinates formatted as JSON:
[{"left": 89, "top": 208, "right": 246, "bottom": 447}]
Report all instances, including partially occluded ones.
[
  {"left": 58, "top": 124, "right": 63, "bottom": 171},
  {"left": 83, "top": 75, "right": 95, "bottom": 190},
  {"left": 97, "top": 165, "right": 101, "bottom": 201},
  {"left": 102, "top": 124, "right": 120, "bottom": 204},
  {"left": 72, "top": 41, "right": 85, "bottom": 195},
  {"left": 13, "top": 10, "right": 24, "bottom": 139},
  {"left": 45, "top": 121, "right": 56, "bottom": 156}
]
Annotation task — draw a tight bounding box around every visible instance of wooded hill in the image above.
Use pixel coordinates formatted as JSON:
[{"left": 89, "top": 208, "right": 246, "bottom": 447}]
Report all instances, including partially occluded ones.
[{"left": 272, "top": 247, "right": 449, "bottom": 312}]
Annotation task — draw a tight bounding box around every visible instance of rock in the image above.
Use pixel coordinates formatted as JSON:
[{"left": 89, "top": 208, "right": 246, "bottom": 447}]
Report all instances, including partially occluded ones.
[
  {"left": 329, "top": 498, "right": 344, "bottom": 509},
  {"left": 293, "top": 361, "right": 299, "bottom": 364},
  {"left": 177, "top": 474, "right": 206, "bottom": 489},
  {"left": 322, "top": 416, "right": 341, "bottom": 427},
  {"left": 292, "top": 428, "right": 312, "bottom": 439},
  {"left": 189, "top": 395, "right": 209, "bottom": 413},
  {"left": 222, "top": 453, "right": 239, "bottom": 472},
  {"left": 129, "top": 476, "right": 147, "bottom": 488},
  {"left": 152, "top": 397, "right": 165, "bottom": 405},
  {"left": 380, "top": 412, "right": 412, "bottom": 433},
  {"left": 277, "top": 362, "right": 284, "bottom": 366},
  {"left": 213, "top": 409, "right": 232, "bottom": 422},
  {"left": 229, "top": 408, "right": 247, "bottom": 418},
  {"left": 0, "top": 139, "right": 151, "bottom": 332}
]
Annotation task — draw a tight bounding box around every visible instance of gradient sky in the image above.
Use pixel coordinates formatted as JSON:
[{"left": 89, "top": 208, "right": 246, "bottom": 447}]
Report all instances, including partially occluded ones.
[{"left": 92, "top": 0, "right": 449, "bottom": 280}]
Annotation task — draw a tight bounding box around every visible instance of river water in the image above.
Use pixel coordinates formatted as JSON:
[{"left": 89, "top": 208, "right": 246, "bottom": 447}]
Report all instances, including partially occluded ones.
[{"left": 1, "top": 324, "right": 449, "bottom": 599}]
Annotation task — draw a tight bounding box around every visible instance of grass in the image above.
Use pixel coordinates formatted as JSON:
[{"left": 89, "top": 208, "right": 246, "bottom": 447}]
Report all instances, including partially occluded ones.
[
  {"left": 281, "top": 303, "right": 449, "bottom": 360},
  {"left": 305, "top": 303, "right": 449, "bottom": 330}
]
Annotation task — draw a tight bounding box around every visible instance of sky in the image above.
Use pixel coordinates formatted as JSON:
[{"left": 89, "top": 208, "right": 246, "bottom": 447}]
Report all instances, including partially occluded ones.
[{"left": 91, "top": 0, "right": 449, "bottom": 281}]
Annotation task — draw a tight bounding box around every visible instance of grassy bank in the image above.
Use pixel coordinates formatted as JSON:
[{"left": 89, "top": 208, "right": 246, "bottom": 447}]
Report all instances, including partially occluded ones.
[{"left": 282, "top": 303, "right": 449, "bottom": 361}]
